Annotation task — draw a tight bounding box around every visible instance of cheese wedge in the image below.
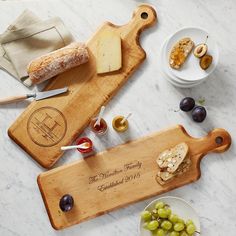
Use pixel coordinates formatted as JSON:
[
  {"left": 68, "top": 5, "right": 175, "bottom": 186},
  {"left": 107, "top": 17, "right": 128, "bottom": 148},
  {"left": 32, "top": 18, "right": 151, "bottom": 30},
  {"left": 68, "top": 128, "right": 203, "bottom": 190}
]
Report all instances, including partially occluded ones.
[{"left": 96, "top": 30, "right": 122, "bottom": 74}]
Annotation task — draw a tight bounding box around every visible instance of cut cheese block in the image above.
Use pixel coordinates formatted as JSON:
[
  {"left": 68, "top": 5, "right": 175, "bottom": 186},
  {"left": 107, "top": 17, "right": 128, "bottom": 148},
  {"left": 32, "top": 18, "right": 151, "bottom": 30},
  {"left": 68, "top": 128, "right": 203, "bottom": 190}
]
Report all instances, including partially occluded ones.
[{"left": 96, "top": 30, "right": 122, "bottom": 74}]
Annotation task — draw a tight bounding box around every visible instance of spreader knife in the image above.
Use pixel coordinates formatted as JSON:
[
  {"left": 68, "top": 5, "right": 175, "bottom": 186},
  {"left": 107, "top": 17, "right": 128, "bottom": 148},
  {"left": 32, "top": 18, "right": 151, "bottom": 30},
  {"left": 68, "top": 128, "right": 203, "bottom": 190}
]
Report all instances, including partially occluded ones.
[{"left": 0, "top": 87, "right": 68, "bottom": 105}]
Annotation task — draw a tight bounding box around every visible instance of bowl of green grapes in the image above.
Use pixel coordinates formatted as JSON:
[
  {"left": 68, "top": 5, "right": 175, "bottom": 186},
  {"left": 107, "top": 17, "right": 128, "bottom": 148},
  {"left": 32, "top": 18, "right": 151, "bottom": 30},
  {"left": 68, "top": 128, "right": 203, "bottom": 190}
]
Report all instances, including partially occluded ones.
[{"left": 139, "top": 196, "right": 200, "bottom": 236}]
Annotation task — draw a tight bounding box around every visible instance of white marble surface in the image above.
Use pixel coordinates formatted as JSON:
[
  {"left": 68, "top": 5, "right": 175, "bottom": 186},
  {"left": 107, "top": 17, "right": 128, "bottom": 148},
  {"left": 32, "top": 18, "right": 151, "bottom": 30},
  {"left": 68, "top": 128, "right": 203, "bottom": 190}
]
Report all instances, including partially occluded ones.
[{"left": 0, "top": 0, "right": 236, "bottom": 235}]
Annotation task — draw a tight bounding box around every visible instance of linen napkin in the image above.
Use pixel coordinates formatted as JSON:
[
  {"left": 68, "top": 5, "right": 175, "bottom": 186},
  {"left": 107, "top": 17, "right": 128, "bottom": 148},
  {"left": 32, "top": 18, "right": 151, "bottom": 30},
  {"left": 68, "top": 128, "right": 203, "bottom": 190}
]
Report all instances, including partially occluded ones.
[{"left": 0, "top": 10, "right": 73, "bottom": 87}]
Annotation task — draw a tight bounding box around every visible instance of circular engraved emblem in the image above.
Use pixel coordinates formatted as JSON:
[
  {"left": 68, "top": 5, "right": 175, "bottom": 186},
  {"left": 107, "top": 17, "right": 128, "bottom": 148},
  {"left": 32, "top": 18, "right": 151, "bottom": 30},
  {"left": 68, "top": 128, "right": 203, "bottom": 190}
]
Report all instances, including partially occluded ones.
[{"left": 27, "top": 107, "right": 67, "bottom": 147}]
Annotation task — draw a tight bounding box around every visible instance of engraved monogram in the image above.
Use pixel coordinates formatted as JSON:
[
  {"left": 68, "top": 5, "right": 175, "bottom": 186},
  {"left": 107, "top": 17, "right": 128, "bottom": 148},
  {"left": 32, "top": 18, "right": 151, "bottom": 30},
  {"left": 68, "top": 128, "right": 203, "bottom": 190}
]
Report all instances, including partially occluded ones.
[{"left": 27, "top": 107, "right": 67, "bottom": 147}]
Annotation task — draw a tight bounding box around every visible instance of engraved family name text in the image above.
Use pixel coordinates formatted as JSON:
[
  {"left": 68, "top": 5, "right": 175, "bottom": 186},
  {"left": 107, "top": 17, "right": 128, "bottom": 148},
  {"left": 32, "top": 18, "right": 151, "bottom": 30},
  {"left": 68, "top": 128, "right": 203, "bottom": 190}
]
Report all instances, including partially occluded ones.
[{"left": 88, "top": 161, "right": 142, "bottom": 192}]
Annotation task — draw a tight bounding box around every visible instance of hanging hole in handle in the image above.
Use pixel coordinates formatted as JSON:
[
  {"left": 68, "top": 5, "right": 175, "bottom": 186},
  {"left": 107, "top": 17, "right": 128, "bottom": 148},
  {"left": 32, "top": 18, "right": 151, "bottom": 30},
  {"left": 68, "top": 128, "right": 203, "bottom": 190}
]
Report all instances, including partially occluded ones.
[
  {"left": 141, "top": 12, "right": 148, "bottom": 19},
  {"left": 215, "top": 136, "right": 223, "bottom": 145}
]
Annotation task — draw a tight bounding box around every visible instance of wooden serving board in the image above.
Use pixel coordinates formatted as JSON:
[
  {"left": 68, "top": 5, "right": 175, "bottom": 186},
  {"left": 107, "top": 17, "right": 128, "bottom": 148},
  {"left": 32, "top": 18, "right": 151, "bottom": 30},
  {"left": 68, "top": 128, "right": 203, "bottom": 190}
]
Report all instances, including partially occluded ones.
[
  {"left": 8, "top": 5, "right": 157, "bottom": 168},
  {"left": 37, "top": 125, "right": 231, "bottom": 230}
]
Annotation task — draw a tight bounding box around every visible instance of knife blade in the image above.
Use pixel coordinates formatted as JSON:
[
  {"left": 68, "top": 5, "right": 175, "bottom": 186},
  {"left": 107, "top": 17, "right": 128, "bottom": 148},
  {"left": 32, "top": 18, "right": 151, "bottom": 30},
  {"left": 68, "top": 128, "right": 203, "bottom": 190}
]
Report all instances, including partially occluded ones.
[{"left": 35, "top": 87, "right": 68, "bottom": 100}]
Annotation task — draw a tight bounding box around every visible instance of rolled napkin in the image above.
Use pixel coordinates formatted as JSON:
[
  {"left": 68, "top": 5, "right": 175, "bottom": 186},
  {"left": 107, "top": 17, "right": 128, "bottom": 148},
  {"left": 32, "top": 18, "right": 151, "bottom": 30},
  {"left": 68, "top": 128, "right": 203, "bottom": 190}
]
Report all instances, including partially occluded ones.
[{"left": 27, "top": 42, "right": 89, "bottom": 85}]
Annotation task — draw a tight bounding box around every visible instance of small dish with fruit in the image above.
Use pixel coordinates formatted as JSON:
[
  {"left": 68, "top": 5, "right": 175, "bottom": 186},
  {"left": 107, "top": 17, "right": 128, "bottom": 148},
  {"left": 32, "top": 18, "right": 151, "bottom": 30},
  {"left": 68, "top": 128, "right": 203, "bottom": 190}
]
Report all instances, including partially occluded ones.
[
  {"left": 161, "top": 27, "right": 219, "bottom": 88},
  {"left": 139, "top": 196, "right": 200, "bottom": 236}
]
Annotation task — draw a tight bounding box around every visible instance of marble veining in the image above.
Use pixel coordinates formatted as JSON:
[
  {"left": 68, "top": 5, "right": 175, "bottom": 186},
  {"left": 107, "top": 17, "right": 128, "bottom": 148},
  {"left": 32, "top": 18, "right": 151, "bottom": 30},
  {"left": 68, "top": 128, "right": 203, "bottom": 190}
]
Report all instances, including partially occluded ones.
[{"left": 0, "top": 0, "right": 236, "bottom": 235}]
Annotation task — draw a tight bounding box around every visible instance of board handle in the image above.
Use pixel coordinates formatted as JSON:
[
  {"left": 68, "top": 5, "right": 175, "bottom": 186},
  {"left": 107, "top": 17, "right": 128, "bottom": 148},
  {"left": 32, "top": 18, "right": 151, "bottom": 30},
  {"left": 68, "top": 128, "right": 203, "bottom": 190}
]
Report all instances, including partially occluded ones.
[
  {"left": 127, "top": 5, "right": 157, "bottom": 35},
  {"left": 189, "top": 128, "right": 231, "bottom": 156}
]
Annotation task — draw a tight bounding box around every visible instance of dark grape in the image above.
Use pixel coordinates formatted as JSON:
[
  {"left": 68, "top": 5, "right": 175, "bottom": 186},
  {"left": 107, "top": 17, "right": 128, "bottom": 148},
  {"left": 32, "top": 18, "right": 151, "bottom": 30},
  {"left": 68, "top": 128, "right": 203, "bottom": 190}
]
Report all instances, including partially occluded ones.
[
  {"left": 192, "top": 106, "right": 207, "bottom": 122},
  {"left": 59, "top": 194, "right": 74, "bottom": 212},
  {"left": 179, "top": 97, "right": 195, "bottom": 112}
]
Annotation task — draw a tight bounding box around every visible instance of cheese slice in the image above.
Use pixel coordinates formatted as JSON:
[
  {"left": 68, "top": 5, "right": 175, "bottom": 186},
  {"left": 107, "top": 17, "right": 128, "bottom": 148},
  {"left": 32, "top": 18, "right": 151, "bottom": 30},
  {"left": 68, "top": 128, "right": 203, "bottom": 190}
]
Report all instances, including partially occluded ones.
[{"left": 96, "top": 30, "right": 122, "bottom": 74}]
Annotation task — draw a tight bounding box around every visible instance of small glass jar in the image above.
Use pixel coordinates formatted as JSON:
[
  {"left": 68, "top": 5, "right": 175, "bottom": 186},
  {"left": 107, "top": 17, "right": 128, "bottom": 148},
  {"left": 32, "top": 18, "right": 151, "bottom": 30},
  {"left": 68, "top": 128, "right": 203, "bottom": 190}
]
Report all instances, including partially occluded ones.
[
  {"left": 112, "top": 116, "right": 129, "bottom": 132},
  {"left": 90, "top": 118, "right": 108, "bottom": 135},
  {"left": 76, "top": 137, "right": 93, "bottom": 153}
]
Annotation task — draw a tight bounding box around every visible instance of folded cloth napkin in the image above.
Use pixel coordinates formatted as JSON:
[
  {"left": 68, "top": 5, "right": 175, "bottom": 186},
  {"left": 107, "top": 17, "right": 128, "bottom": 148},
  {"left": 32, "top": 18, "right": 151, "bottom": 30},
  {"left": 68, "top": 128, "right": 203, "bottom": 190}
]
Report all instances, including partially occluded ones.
[{"left": 0, "top": 10, "right": 73, "bottom": 87}]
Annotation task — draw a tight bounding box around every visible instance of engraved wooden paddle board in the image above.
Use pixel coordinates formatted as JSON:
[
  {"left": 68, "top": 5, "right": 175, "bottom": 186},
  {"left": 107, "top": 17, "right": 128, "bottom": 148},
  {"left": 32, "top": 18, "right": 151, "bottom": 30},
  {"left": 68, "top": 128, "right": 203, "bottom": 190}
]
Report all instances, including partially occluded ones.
[
  {"left": 37, "top": 125, "right": 231, "bottom": 230},
  {"left": 8, "top": 5, "right": 157, "bottom": 168}
]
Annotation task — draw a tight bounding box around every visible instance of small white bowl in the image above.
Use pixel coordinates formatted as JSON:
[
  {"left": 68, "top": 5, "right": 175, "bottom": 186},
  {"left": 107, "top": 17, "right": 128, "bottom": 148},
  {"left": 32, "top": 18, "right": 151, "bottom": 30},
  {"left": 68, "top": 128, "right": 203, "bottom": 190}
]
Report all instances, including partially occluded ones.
[
  {"left": 164, "top": 27, "right": 219, "bottom": 82},
  {"left": 139, "top": 196, "right": 201, "bottom": 236}
]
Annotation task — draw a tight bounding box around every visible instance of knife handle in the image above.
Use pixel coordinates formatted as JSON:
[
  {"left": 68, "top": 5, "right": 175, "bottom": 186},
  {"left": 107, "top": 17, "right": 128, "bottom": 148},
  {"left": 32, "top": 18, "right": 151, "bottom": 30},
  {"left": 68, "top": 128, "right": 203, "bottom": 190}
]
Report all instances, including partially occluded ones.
[{"left": 0, "top": 95, "right": 32, "bottom": 105}]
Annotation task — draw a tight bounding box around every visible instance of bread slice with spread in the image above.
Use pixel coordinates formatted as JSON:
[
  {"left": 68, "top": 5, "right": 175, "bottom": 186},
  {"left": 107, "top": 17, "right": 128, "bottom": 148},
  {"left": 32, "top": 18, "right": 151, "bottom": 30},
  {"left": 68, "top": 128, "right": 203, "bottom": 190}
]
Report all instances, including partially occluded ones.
[
  {"left": 169, "top": 38, "right": 194, "bottom": 70},
  {"left": 156, "top": 142, "right": 191, "bottom": 185}
]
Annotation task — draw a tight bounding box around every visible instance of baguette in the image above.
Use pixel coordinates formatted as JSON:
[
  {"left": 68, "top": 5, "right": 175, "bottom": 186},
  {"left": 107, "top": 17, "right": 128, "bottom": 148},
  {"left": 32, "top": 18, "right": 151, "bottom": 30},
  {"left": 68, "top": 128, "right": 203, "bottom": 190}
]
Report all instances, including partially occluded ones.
[{"left": 27, "top": 42, "right": 89, "bottom": 84}]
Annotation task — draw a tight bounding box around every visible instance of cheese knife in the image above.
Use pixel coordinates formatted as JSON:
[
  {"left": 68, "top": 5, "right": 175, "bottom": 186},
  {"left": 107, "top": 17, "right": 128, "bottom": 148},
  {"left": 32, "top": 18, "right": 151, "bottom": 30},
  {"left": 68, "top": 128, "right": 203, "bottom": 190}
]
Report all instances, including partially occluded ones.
[{"left": 0, "top": 87, "right": 68, "bottom": 105}]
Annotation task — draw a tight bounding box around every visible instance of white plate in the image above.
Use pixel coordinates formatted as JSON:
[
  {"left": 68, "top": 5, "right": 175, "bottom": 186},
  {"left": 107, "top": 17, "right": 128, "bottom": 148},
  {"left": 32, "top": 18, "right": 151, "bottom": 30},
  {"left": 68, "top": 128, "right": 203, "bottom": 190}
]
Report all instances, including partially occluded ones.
[
  {"left": 162, "top": 65, "right": 203, "bottom": 88},
  {"left": 162, "top": 68, "right": 203, "bottom": 88},
  {"left": 164, "top": 27, "right": 219, "bottom": 82},
  {"left": 161, "top": 40, "right": 203, "bottom": 88},
  {"left": 139, "top": 196, "right": 201, "bottom": 236}
]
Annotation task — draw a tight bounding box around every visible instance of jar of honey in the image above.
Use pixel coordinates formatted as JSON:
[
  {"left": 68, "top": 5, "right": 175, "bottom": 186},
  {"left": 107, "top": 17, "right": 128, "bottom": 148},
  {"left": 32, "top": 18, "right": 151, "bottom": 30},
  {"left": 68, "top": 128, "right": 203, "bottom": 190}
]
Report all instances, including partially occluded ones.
[{"left": 112, "top": 116, "right": 129, "bottom": 132}]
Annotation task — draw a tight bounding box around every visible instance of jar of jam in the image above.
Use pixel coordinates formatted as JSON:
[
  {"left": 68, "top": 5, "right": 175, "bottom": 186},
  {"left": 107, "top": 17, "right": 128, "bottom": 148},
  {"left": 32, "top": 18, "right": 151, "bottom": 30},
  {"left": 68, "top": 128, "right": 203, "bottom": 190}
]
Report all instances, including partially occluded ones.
[
  {"left": 90, "top": 118, "right": 108, "bottom": 135},
  {"left": 76, "top": 137, "right": 93, "bottom": 153}
]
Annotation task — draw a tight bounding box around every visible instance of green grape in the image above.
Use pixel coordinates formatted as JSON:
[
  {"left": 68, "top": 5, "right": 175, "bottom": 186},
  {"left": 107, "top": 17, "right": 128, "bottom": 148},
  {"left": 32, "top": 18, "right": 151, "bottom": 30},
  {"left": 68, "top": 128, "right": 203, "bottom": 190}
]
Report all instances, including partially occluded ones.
[
  {"left": 165, "top": 208, "right": 172, "bottom": 216},
  {"left": 152, "top": 209, "right": 159, "bottom": 219},
  {"left": 177, "top": 218, "right": 185, "bottom": 224},
  {"left": 185, "top": 219, "right": 194, "bottom": 226},
  {"left": 180, "top": 231, "right": 188, "bottom": 236},
  {"left": 158, "top": 208, "right": 168, "bottom": 218},
  {"left": 141, "top": 210, "right": 152, "bottom": 221},
  {"left": 186, "top": 224, "right": 196, "bottom": 235},
  {"left": 155, "top": 201, "right": 165, "bottom": 210},
  {"left": 147, "top": 220, "right": 159, "bottom": 231},
  {"left": 143, "top": 222, "right": 149, "bottom": 230},
  {"left": 168, "top": 214, "right": 179, "bottom": 223},
  {"left": 170, "top": 231, "right": 180, "bottom": 236},
  {"left": 151, "top": 229, "right": 158, "bottom": 236},
  {"left": 174, "top": 223, "right": 185, "bottom": 232},
  {"left": 156, "top": 228, "right": 165, "bottom": 236},
  {"left": 161, "top": 220, "right": 172, "bottom": 230}
]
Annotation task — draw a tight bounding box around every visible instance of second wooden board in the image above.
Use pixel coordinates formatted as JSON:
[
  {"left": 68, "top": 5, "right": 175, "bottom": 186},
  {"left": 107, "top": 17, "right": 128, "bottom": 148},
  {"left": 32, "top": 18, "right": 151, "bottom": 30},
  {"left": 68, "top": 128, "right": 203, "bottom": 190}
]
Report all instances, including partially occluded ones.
[{"left": 37, "top": 125, "right": 231, "bottom": 230}]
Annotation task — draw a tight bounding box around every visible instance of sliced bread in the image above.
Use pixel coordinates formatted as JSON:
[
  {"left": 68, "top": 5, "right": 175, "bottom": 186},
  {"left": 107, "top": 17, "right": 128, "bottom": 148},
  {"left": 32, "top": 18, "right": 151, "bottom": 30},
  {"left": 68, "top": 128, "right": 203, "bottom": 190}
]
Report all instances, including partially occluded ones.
[
  {"left": 157, "top": 143, "right": 189, "bottom": 173},
  {"left": 169, "top": 38, "right": 194, "bottom": 70}
]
